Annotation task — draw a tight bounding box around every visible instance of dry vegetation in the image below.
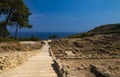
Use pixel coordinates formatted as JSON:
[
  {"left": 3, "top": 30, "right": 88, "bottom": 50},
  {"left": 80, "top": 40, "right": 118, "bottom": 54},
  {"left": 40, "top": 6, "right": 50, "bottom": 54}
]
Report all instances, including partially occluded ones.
[
  {"left": 0, "top": 41, "right": 42, "bottom": 73},
  {"left": 0, "top": 42, "right": 42, "bottom": 52}
]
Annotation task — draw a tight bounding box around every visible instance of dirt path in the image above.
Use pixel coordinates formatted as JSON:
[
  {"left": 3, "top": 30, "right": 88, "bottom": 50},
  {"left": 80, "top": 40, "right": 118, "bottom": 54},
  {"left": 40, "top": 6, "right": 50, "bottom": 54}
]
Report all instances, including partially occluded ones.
[{"left": 0, "top": 41, "right": 57, "bottom": 77}]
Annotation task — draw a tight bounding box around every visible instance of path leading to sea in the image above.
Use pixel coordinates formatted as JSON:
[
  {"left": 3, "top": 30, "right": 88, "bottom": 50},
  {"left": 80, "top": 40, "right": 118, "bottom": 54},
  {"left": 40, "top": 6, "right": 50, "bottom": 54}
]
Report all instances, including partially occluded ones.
[{"left": 0, "top": 41, "right": 57, "bottom": 77}]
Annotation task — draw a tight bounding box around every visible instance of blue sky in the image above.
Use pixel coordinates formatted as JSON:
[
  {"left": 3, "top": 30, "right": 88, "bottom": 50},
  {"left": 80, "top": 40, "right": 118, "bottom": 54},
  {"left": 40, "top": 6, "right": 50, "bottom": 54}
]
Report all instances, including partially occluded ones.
[{"left": 18, "top": 0, "right": 120, "bottom": 32}]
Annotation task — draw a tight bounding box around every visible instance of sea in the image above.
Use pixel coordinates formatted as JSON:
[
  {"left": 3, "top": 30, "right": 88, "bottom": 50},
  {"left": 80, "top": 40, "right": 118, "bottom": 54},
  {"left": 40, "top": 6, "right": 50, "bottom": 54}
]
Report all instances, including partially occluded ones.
[{"left": 10, "top": 32, "right": 77, "bottom": 40}]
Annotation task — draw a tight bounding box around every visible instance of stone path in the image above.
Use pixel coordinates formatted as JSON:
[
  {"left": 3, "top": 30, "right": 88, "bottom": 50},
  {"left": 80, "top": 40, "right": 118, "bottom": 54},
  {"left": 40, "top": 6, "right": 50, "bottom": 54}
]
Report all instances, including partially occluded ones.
[{"left": 0, "top": 41, "right": 57, "bottom": 77}]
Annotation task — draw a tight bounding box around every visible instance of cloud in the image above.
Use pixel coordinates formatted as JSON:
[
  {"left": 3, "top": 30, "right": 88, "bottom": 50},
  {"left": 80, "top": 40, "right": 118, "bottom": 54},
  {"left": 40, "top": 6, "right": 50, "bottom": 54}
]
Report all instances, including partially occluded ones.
[{"left": 29, "top": 13, "right": 47, "bottom": 21}]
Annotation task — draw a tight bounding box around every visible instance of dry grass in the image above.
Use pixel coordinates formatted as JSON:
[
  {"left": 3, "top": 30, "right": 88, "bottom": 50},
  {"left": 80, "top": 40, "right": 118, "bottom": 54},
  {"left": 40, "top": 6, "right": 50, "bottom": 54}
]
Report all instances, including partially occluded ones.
[{"left": 0, "top": 42, "right": 42, "bottom": 52}]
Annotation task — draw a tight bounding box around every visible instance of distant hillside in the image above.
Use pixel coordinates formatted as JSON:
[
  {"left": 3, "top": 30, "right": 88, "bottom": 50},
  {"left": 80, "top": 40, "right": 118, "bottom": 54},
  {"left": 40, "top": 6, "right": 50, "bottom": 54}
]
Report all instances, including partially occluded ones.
[{"left": 69, "top": 24, "right": 120, "bottom": 38}]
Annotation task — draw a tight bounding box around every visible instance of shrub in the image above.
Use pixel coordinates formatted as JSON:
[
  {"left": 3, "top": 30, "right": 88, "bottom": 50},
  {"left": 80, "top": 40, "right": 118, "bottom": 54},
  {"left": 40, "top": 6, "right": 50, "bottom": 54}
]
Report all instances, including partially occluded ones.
[
  {"left": 19, "top": 36, "right": 41, "bottom": 41},
  {"left": 30, "top": 36, "right": 40, "bottom": 41},
  {"left": 49, "top": 35, "right": 58, "bottom": 39},
  {"left": 0, "top": 37, "right": 18, "bottom": 42}
]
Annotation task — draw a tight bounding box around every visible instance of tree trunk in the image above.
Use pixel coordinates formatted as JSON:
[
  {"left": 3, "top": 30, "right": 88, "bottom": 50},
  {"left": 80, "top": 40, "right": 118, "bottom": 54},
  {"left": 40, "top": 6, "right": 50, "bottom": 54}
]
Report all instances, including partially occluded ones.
[
  {"left": 0, "top": 25, "right": 4, "bottom": 37},
  {"left": 15, "top": 23, "right": 19, "bottom": 39},
  {"left": 1, "top": 10, "right": 12, "bottom": 37}
]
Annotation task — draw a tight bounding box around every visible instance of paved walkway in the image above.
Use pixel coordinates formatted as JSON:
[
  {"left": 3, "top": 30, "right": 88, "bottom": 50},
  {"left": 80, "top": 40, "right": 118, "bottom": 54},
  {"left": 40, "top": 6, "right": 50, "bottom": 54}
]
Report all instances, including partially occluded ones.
[{"left": 0, "top": 41, "right": 57, "bottom": 77}]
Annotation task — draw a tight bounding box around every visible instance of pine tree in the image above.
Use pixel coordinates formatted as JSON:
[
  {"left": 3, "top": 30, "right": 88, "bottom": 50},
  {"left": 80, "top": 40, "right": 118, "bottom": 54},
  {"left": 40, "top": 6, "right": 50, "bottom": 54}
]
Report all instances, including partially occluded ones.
[
  {"left": 10, "top": 0, "right": 32, "bottom": 39},
  {"left": 0, "top": 0, "right": 32, "bottom": 38}
]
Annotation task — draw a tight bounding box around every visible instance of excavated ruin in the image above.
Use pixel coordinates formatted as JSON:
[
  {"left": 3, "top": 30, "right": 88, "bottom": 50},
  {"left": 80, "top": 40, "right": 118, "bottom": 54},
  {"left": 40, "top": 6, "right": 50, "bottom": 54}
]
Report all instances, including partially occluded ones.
[{"left": 50, "top": 33, "right": 120, "bottom": 77}]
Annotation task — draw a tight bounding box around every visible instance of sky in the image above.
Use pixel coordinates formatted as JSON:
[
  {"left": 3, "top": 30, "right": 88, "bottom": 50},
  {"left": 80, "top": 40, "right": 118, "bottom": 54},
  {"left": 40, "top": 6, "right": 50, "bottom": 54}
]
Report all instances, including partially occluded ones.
[{"left": 15, "top": 0, "right": 120, "bottom": 32}]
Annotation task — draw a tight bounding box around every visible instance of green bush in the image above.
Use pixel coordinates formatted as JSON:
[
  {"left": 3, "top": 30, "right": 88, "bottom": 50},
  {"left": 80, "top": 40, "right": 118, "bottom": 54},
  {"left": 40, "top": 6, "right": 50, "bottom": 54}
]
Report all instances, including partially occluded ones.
[
  {"left": 49, "top": 35, "right": 57, "bottom": 39},
  {"left": 0, "top": 37, "right": 18, "bottom": 42},
  {"left": 30, "top": 36, "right": 40, "bottom": 41},
  {"left": 19, "top": 36, "right": 41, "bottom": 41}
]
